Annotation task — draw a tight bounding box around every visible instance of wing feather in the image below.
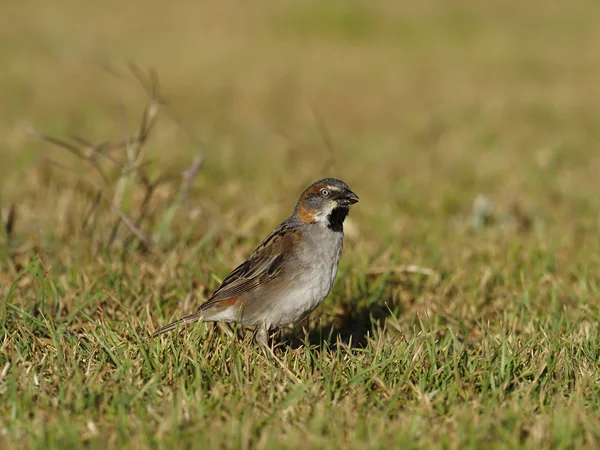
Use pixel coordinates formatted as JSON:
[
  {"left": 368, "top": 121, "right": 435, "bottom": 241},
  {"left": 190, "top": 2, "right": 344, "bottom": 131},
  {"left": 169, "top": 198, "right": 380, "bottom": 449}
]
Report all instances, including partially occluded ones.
[{"left": 198, "top": 221, "right": 299, "bottom": 311}]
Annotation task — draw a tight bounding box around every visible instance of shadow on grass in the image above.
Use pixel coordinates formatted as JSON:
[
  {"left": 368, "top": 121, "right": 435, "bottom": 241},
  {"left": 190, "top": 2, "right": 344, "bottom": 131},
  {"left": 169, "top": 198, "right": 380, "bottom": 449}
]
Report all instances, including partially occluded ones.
[{"left": 279, "top": 300, "right": 398, "bottom": 350}]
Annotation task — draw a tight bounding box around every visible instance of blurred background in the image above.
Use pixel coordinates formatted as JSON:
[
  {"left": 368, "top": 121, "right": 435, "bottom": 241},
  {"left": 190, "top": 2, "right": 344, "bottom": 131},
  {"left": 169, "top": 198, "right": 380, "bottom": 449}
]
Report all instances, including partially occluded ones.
[
  {"left": 3, "top": 3, "right": 600, "bottom": 446},
  {"left": 1, "top": 0, "right": 599, "bottom": 268}
]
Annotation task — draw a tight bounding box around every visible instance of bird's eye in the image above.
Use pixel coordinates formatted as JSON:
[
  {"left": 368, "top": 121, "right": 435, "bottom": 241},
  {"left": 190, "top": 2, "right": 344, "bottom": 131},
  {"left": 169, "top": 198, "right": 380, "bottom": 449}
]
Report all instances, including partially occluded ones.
[{"left": 320, "top": 188, "right": 330, "bottom": 197}]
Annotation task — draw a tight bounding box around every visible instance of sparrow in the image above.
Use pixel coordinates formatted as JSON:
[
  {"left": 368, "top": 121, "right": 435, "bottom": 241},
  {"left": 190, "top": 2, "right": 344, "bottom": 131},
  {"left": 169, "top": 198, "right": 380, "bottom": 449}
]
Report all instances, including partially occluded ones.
[{"left": 151, "top": 178, "right": 359, "bottom": 347}]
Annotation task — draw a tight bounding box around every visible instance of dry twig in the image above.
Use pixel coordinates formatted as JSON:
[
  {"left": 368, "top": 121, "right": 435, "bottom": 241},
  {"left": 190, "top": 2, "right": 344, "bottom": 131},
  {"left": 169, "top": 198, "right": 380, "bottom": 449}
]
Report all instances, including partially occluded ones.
[{"left": 36, "top": 65, "right": 205, "bottom": 252}]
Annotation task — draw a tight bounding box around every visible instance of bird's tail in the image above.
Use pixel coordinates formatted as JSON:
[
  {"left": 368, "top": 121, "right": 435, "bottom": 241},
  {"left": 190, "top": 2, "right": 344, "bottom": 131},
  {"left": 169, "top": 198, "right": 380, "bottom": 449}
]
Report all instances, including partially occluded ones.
[{"left": 151, "top": 311, "right": 205, "bottom": 338}]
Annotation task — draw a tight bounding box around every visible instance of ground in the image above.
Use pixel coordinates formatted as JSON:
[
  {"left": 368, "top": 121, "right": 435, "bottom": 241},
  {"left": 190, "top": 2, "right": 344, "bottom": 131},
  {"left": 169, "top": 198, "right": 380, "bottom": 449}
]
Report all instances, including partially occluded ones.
[{"left": 1, "top": 0, "right": 599, "bottom": 449}]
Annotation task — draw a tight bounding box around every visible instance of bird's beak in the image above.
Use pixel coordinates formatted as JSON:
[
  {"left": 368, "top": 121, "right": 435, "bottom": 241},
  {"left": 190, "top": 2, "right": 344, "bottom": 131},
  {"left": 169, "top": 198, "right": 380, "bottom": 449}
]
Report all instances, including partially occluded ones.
[{"left": 340, "top": 189, "right": 359, "bottom": 205}]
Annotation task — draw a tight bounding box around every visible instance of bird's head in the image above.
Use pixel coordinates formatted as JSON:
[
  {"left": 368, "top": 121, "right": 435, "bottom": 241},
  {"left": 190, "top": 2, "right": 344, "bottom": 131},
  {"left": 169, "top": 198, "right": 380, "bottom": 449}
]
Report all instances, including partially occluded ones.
[{"left": 295, "top": 178, "right": 359, "bottom": 231}]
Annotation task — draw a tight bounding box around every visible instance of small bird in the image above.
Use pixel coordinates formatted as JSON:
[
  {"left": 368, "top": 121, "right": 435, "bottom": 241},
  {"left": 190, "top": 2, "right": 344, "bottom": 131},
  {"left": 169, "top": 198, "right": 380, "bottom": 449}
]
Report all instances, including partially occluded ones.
[{"left": 152, "top": 178, "right": 359, "bottom": 348}]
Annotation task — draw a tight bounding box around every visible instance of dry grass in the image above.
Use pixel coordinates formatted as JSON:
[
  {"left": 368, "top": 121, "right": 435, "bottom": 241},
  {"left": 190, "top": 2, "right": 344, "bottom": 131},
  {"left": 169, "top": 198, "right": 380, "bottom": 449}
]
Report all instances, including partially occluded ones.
[{"left": 1, "top": 0, "right": 600, "bottom": 448}]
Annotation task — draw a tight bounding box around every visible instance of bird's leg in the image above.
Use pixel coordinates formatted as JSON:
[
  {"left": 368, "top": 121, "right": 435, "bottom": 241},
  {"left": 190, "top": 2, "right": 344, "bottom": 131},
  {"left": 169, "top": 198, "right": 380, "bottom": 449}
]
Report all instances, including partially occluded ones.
[
  {"left": 255, "top": 323, "right": 300, "bottom": 383},
  {"left": 255, "top": 323, "right": 270, "bottom": 350}
]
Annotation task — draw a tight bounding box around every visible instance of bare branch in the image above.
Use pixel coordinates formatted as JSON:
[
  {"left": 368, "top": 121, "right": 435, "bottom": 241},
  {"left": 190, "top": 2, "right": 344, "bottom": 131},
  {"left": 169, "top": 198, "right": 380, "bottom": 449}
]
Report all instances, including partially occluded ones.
[
  {"left": 32, "top": 130, "right": 110, "bottom": 184},
  {"left": 181, "top": 153, "right": 204, "bottom": 199},
  {"left": 82, "top": 191, "right": 102, "bottom": 232},
  {"left": 127, "top": 62, "right": 153, "bottom": 101},
  {"left": 5, "top": 204, "right": 16, "bottom": 240},
  {"left": 68, "top": 135, "right": 119, "bottom": 166},
  {"left": 149, "top": 68, "right": 161, "bottom": 101},
  {"left": 43, "top": 158, "right": 151, "bottom": 248},
  {"left": 38, "top": 66, "right": 205, "bottom": 253},
  {"left": 127, "top": 62, "right": 167, "bottom": 105}
]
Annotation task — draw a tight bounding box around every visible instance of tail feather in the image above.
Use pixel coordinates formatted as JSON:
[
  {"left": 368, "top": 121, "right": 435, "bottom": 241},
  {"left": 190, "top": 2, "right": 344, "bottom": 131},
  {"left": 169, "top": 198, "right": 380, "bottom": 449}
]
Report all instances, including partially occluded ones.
[{"left": 151, "top": 311, "right": 204, "bottom": 338}]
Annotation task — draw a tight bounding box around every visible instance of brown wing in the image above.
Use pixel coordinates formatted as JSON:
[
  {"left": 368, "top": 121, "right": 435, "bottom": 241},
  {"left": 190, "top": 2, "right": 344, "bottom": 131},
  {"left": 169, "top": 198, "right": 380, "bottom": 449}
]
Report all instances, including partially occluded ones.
[{"left": 197, "top": 221, "right": 300, "bottom": 312}]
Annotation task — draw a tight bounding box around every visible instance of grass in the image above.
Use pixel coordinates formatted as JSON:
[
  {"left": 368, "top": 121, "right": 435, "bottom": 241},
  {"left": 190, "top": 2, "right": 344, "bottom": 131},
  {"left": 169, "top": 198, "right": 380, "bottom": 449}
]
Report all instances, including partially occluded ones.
[{"left": 1, "top": 0, "right": 600, "bottom": 448}]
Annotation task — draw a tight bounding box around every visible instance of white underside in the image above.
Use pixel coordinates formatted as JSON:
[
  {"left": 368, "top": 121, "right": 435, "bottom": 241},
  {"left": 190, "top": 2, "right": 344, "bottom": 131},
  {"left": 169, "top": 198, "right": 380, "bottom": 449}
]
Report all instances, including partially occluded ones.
[{"left": 263, "top": 224, "right": 343, "bottom": 329}]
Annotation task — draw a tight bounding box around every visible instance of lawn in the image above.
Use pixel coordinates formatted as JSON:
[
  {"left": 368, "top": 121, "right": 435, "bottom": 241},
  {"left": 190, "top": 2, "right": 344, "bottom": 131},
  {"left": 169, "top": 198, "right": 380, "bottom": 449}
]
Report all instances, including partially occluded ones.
[{"left": 1, "top": 0, "right": 599, "bottom": 448}]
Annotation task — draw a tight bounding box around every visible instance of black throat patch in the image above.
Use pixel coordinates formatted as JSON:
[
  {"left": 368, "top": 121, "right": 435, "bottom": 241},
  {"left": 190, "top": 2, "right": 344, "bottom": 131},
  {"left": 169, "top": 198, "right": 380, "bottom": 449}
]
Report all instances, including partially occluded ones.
[{"left": 327, "top": 206, "right": 349, "bottom": 232}]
